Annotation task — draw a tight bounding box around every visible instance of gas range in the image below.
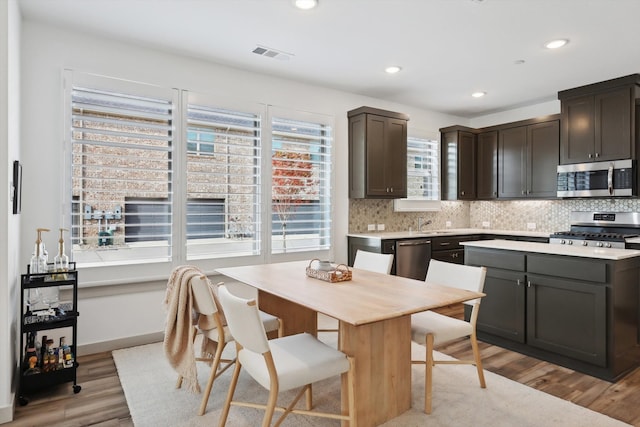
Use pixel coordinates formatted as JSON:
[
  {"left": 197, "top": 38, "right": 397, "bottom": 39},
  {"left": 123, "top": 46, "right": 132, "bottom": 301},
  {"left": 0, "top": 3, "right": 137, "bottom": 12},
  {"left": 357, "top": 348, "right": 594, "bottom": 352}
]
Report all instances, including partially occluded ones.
[{"left": 549, "top": 212, "right": 640, "bottom": 249}]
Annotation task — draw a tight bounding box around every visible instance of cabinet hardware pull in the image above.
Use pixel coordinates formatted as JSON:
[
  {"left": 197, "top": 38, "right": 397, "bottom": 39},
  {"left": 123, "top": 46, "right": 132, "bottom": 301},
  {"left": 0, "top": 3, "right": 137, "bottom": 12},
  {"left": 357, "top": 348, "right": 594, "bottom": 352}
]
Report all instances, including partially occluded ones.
[
  {"left": 527, "top": 281, "right": 531, "bottom": 287},
  {"left": 461, "top": 191, "right": 465, "bottom": 195},
  {"left": 517, "top": 279, "right": 521, "bottom": 286},
  {"left": 588, "top": 153, "right": 593, "bottom": 158},
  {"left": 439, "top": 242, "right": 451, "bottom": 246},
  {"left": 595, "top": 153, "right": 600, "bottom": 158}
]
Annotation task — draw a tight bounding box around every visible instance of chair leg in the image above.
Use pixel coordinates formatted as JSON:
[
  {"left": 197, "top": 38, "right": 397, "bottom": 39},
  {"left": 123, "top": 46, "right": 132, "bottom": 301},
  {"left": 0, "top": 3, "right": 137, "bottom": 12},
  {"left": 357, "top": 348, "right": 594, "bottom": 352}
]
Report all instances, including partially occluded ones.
[
  {"left": 262, "top": 384, "right": 279, "bottom": 427},
  {"left": 425, "top": 333, "right": 435, "bottom": 414},
  {"left": 198, "top": 341, "right": 226, "bottom": 416},
  {"left": 346, "top": 356, "right": 356, "bottom": 427},
  {"left": 305, "top": 383, "right": 313, "bottom": 410},
  {"left": 218, "top": 359, "right": 241, "bottom": 427},
  {"left": 470, "top": 332, "right": 486, "bottom": 389}
]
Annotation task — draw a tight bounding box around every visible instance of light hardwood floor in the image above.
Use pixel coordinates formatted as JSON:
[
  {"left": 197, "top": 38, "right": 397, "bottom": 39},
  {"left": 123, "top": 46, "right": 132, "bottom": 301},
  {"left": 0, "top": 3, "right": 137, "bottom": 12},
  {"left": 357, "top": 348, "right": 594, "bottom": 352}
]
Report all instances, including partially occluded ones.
[{"left": 7, "top": 305, "right": 640, "bottom": 426}]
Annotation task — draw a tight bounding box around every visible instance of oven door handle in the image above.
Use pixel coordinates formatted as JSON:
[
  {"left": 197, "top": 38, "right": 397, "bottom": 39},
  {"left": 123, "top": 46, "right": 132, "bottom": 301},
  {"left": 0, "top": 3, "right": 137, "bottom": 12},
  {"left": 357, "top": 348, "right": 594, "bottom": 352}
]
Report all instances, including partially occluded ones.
[{"left": 608, "top": 163, "right": 614, "bottom": 195}]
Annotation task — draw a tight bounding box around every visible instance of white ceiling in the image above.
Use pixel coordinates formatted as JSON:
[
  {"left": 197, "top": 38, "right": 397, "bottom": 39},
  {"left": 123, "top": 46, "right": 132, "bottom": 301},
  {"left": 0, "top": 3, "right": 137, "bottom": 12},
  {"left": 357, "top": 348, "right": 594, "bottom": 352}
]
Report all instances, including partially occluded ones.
[{"left": 17, "top": 0, "right": 640, "bottom": 118}]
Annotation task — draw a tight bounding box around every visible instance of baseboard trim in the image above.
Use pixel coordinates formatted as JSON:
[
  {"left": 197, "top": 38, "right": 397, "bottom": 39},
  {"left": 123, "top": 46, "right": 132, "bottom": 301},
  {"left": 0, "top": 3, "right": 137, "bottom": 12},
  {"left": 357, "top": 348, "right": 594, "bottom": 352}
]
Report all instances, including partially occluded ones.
[
  {"left": 0, "top": 394, "right": 15, "bottom": 424},
  {"left": 78, "top": 332, "right": 164, "bottom": 355}
]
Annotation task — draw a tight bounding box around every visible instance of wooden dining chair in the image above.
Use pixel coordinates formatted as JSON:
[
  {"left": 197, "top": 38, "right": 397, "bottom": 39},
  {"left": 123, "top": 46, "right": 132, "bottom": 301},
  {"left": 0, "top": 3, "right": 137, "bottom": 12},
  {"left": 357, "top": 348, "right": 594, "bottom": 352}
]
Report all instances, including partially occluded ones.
[
  {"left": 318, "top": 250, "right": 394, "bottom": 334},
  {"left": 177, "top": 275, "right": 283, "bottom": 416},
  {"left": 216, "top": 285, "right": 356, "bottom": 427},
  {"left": 410, "top": 259, "right": 487, "bottom": 414}
]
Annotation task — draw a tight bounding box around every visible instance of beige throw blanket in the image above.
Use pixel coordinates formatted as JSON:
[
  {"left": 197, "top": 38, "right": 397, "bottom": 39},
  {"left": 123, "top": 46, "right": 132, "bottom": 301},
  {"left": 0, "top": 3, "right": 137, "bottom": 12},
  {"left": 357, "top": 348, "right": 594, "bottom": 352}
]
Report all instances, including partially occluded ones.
[{"left": 163, "top": 265, "right": 220, "bottom": 393}]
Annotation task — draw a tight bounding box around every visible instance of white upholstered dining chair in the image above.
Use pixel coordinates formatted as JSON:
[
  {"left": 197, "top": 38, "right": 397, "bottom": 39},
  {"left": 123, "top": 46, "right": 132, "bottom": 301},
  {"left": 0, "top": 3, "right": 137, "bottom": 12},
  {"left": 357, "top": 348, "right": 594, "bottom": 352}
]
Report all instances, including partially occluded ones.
[
  {"left": 317, "top": 250, "right": 394, "bottom": 333},
  {"left": 178, "top": 275, "right": 283, "bottom": 416},
  {"left": 216, "top": 285, "right": 356, "bottom": 427},
  {"left": 411, "top": 259, "right": 487, "bottom": 414},
  {"left": 353, "top": 249, "right": 394, "bottom": 274}
]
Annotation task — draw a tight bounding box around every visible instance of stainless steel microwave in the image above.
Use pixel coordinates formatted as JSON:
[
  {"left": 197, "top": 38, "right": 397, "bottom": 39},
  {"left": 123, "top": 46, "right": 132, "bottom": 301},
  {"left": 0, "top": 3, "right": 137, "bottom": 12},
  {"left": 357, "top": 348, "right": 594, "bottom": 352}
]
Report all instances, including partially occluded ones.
[{"left": 557, "top": 159, "right": 635, "bottom": 197}]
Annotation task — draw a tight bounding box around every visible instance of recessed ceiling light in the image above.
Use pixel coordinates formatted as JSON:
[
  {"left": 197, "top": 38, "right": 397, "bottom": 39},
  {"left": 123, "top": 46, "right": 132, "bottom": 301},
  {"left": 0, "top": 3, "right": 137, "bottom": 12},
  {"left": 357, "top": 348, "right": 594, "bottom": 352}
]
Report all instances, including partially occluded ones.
[
  {"left": 294, "top": 0, "right": 318, "bottom": 10},
  {"left": 514, "top": 59, "right": 526, "bottom": 65},
  {"left": 471, "top": 91, "right": 486, "bottom": 98},
  {"left": 545, "top": 39, "right": 569, "bottom": 49},
  {"left": 385, "top": 66, "right": 402, "bottom": 74}
]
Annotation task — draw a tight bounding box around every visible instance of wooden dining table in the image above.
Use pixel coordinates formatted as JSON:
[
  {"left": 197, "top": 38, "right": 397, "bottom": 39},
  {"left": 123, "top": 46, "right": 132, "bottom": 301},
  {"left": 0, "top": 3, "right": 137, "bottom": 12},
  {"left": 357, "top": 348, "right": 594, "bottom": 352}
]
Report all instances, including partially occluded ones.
[{"left": 216, "top": 260, "right": 484, "bottom": 427}]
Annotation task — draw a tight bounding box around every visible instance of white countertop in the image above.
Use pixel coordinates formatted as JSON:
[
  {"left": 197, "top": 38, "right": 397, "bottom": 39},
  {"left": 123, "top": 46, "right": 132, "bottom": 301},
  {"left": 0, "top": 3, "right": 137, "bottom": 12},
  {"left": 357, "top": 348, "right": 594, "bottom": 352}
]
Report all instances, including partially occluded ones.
[
  {"left": 462, "top": 239, "right": 640, "bottom": 260},
  {"left": 347, "top": 228, "right": 549, "bottom": 240}
]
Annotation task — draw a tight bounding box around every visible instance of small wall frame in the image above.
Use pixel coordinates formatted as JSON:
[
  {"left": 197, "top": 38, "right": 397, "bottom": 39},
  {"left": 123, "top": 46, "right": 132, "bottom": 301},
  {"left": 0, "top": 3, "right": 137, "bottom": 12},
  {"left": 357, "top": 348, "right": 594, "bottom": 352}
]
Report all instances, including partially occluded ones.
[{"left": 13, "top": 160, "right": 22, "bottom": 215}]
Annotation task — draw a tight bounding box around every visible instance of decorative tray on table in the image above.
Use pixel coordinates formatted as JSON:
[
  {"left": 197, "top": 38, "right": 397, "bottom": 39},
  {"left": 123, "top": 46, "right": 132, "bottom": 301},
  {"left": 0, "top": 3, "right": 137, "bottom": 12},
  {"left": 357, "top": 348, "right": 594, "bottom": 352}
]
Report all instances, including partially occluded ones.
[{"left": 306, "top": 259, "right": 352, "bottom": 283}]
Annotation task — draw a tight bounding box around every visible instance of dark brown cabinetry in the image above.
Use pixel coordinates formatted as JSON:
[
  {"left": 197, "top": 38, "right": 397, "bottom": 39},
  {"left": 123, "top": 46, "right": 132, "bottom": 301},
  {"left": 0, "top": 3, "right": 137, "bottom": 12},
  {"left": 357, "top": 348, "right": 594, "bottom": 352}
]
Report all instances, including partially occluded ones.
[
  {"left": 430, "top": 234, "right": 481, "bottom": 264},
  {"left": 348, "top": 107, "right": 409, "bottom": 199},
  {"left": 465, "top": 246, "right": 640, "bottom": 380},
  {"left": 476, "top": 131, "right": 498, "bottom": 199},
  {"left": 559, "top": 74, "right": 640, "bottom": 164},
  {"left": 440, "top": 127, "right": 476, "bottom": 200},
  {"left": 498, "top": 120, "right": 559, "bottom": 198}
]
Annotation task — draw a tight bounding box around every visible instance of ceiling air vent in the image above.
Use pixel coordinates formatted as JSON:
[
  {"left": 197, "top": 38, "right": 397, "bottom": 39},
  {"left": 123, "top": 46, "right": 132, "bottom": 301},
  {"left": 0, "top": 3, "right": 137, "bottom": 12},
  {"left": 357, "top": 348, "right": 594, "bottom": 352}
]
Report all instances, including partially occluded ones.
[{"left": 252, "top": 45, "right": 293, "bottom": 61}]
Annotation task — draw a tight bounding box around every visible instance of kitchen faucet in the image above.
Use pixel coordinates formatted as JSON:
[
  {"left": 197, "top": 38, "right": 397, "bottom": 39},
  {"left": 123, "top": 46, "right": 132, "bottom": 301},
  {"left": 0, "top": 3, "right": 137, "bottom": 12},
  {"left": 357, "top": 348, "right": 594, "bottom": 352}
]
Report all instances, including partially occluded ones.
[{"left": 418, "top": 218, "right": 432, "bottom": 232}]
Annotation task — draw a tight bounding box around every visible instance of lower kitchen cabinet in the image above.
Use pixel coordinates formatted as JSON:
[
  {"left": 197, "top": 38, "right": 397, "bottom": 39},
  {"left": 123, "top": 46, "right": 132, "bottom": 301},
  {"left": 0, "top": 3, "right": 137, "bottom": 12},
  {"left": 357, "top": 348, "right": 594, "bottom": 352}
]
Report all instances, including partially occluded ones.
[
  {"left": 465, "top": 246, "right": 640, "bottom": 381},
  {"left": 479, "top": 268, "right": 526, "bottom": 343},
  {"left": 527, "top": 273, "right": 606, "bottom": 366}
]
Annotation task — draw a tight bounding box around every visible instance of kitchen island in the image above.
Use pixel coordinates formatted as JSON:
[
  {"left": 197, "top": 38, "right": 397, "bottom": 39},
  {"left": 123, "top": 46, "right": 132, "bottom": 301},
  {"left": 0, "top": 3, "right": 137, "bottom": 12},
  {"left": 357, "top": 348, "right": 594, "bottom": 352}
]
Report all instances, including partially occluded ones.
[{"left": 463, "top": 239, "right": 640, "bottom": 381}]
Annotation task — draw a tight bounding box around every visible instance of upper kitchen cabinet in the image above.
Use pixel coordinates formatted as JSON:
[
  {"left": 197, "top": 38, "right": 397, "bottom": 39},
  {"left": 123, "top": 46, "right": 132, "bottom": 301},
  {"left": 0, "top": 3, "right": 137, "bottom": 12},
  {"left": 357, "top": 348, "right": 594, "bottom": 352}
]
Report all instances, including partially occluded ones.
[
  {"left": 440, "top": 126, "right": 476, "bottom": 200},
  {"left": 558, "top": 74, "right": 640, "bottom": 164},
  {"left": 476, "top": 130, "right": 498, "bottom": 199},
  {"left": 348, "top": 107, "right": 409, "bottom": 199},
  {"left": 498, "top": 118, "right": 559, "bottom": 199}
]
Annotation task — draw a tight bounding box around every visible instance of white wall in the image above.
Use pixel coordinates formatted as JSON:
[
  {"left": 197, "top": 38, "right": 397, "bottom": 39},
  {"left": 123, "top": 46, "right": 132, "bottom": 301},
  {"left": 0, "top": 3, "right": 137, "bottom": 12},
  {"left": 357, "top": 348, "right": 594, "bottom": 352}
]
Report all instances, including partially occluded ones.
[
  {"left": 18, "top": 20, "right": 466, "bottom": 352},
  {"left": 1, "top": 0, "right": 21, "bottom": 423},
  {"left": 470, "top": 99, "right": 560, "bottom": 128}
]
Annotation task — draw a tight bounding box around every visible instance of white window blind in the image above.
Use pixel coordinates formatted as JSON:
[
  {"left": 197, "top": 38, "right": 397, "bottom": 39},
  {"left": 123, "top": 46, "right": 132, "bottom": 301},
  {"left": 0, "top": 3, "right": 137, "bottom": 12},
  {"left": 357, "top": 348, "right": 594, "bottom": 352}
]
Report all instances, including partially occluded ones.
[
  {"left": 186, "top": 103, "right": 261, "bottom": 259},
  {"left": 407, "top": 136, "right": 439, "bottom": 200},
  {"left": 271, "top": 117, "right": 332, "bottom": 254},
  {"left": 69, "top": 85, "right": 175, "bottom": 266}
]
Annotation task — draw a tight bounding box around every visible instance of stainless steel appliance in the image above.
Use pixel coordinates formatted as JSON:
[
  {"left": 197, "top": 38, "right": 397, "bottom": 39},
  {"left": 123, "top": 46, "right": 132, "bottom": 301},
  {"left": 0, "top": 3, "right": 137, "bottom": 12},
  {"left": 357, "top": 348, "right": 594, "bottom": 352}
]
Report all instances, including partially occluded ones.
[
  {"left": 556, "top": 159, "right": 635, "bottom": 198},
  {"left": 550, "top": 211, "right": 640, "bottom": 249},
  {"left": 395, "top": 238, "right": 431, "bottom": 280}
]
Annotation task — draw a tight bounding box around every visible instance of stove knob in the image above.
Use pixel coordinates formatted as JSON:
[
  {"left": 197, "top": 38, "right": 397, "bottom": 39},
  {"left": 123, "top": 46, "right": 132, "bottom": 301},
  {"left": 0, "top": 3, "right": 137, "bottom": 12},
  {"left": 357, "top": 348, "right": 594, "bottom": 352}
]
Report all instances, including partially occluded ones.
[
  {"left": 560, "top": 239, "right": 566, "bottom": 245},
  {"left": 567, "top": 240, "right": 573, "bottom": 245},
  {"left": 605, "top": 242, "right": 612, "bottom": 248},
  {"left": 582, "top": 241, "right": 588, "bottom": 246},
  {"left": 596, "top": 242, "right": 604, "bottom": 247}
]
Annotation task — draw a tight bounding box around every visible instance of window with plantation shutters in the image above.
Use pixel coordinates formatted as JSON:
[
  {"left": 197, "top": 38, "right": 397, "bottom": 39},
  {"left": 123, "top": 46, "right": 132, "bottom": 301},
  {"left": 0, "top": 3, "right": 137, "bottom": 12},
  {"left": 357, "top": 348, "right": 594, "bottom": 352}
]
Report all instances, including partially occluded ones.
[
  {"left": 407, "top": 136, "right": 439, "bottom": 199},
  {"left": 69, "top": 81, "right": 176, "bottom": 266},
  {"left": 185, "top": 102, "right": 261, "bottom": 259},
  {"left": 271, "top": 117, "right": 332, "bottom": 254}
]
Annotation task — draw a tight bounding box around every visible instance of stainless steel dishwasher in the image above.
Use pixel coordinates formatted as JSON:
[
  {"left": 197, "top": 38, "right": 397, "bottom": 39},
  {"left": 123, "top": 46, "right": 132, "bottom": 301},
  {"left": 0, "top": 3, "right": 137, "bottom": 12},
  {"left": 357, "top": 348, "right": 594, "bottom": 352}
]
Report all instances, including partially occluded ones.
[{"left": 395, "top": 239, "right": 432, "bottom": 280}]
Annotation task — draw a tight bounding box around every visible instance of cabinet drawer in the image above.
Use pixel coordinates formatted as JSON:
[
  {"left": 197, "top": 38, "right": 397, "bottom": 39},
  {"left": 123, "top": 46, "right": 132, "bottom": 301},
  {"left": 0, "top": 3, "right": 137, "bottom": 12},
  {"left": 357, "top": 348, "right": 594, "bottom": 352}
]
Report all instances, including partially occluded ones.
[
  {"left": 431, "top": 249, "right": 464, "bottom": 264},
  {"left": 431, "top": 235, "right": 482, "bottom": 251},
  {"left": 527, "top": 254, "right": 607, "bottom": 283},
  {"left": 465, "top": 248, "right": 525, "bottom": 271}
]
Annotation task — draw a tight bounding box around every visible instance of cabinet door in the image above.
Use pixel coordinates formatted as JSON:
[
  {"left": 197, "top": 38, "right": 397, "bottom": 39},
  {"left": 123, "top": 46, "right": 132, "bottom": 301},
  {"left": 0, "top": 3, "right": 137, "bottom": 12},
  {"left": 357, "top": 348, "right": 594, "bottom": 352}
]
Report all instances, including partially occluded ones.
[
  {"left": 561, "top": 94, "right": 595, "bottom": 164},
  {"left": 527, "top": 120, "right": 559, "bottom": 198},
  {"left": 476, "top": 268, "right": 526, "bottom": 342},
  {"left": 498, "top": 126, "right": 527, "bottom": 198},
  {"left": 365, "top": 115, "right": 390, "bottom": 196},
  {"left": 526, "top": 274, "right": 606, "bottom": 367},
  {"left": 365, "top": 115, "right": 407, "bottom": 198},
  {"left": 476, "top": 131, "right": 498, "bottom": 199},
  {"left": 595, "top": 87, "right": 633, "bottom": 161},
  {"left": 384, "top": 117, "right": 408, "bottom": 198},
  {"left": 458, "top": 131, "right": 476, "bottom": 199}
]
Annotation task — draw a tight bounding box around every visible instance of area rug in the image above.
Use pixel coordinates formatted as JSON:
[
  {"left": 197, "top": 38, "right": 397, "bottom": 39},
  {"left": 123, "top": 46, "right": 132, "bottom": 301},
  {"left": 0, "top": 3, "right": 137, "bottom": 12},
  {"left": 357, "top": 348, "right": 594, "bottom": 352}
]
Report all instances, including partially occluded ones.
[{"left": 113, "top": 334, "right": 630, "bottom": 427}]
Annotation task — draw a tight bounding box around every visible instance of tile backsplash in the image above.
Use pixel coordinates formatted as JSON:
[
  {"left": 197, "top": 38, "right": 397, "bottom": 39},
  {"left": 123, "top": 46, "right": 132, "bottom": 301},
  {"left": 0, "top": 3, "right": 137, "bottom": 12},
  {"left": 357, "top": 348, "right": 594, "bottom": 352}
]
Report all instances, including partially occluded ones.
[{"left": 349, "top": 198, "right": 640, "bottom": 233}]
